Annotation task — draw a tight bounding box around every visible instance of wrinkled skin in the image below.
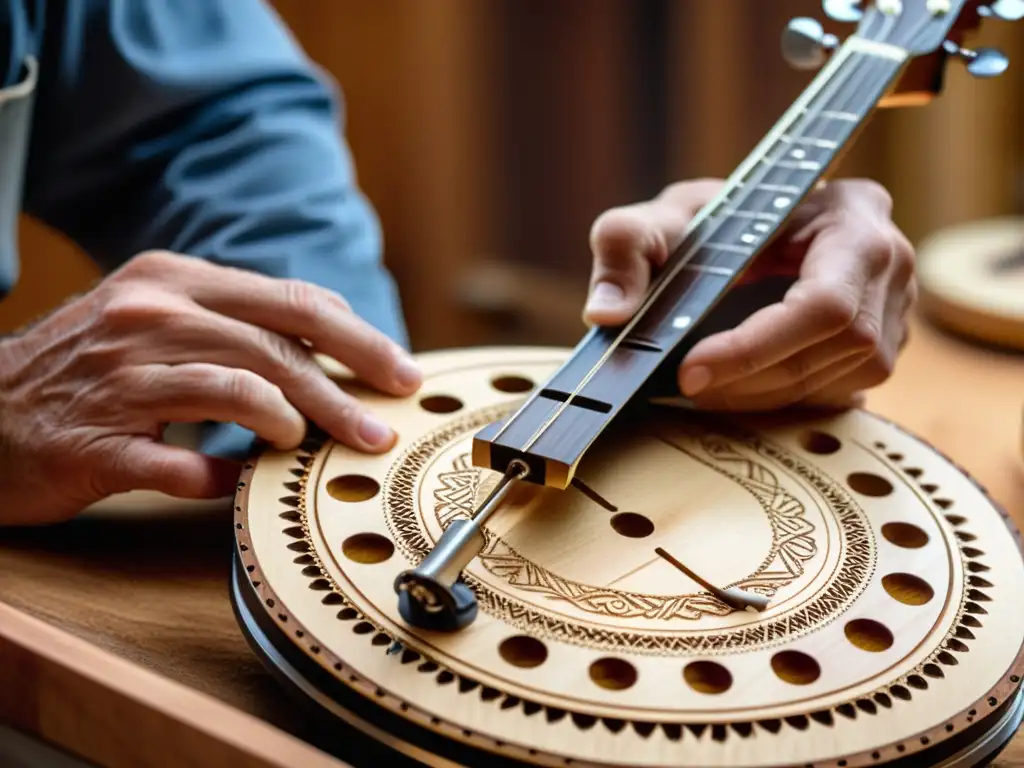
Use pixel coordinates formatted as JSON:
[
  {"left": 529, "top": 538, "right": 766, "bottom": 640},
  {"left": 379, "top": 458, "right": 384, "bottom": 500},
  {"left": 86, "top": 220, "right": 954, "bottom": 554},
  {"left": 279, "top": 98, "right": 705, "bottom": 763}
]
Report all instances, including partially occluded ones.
[
  {"left": 583, "top": 178, "right": 915, "bottom": 411},
  {"left": 0, "top": 251, "right": 422, "bottom": 525}
]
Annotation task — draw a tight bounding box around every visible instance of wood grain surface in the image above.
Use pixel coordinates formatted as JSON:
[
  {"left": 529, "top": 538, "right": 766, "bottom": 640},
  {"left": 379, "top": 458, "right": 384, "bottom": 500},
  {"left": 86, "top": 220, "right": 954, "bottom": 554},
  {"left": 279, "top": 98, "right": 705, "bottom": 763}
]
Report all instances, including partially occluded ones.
[{"left": 0, "top": 308, "right": 1021, "bottom": 767}]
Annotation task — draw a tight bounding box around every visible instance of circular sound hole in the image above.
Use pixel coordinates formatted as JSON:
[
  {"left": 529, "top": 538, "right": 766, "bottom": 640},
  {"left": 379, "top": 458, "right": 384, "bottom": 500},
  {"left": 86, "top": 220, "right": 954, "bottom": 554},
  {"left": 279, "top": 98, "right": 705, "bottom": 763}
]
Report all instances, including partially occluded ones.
[
  {"left": 845, "top": 619, "right": 894, "bottom": 652},
  {"left": 341, "top": 533, "right": 394, "bottom": 564},
  {"left": 609, "top": 512, "right": 655, "bottom": 538},
  {"left": 683, "top": 661, "right": 732, "bottom": 694},
  {"left": 498, "top": 635, "right": 548, "bottom": 669},
  {"left": 327, "top": 474, "right": 380, "bottom": 502},
  {"left": 420, "top": 395, "right": 463, "bottom": 414},
  {"left": 491, "top": 375, "right": 534, "bottom": 393},
  {"left": 800, "top": 430, "right": 842, "bottom": 455},
  {"left": 882, "top": 573, "right": 934, "bottom": 606},
  {"left": 771, "top": 650, "right": 821, "bottom": 685},
  {"left": 847, "top": 472, "right": 894, "bottom": 497},
  {"left": 881, "top": 522, "right": 929, "bottom": 549},
  {"left": 589, "top": 658, "right": 637, "bottom": 691}
]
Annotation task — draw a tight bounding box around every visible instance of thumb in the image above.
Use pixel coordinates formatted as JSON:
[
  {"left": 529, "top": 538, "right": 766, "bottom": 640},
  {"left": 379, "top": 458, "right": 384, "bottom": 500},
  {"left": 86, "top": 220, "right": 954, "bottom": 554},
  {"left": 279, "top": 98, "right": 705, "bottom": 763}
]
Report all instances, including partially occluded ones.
[
  {"left": 583, "top": 203, "right": 662, "bottom": 326},
  {"left": 583, "top": 182, "right": 719, "bottom": 326}
]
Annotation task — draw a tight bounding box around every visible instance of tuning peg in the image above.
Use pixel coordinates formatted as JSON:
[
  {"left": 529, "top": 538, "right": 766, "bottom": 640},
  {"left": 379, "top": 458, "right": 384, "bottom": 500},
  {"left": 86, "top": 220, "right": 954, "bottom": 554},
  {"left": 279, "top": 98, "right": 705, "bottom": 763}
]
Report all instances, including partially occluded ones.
[
  {"left": 978, "top": 0, "right": 1024, "bottom": 21},
  {"left": 782, "top": 18, "right": 839, "bottom": 70},
  {"left": 943, "top": 40, "right": 1010, "bottom": 77},
  {"left": 823, "top": 0, "right": 863, "bottom": 22}
]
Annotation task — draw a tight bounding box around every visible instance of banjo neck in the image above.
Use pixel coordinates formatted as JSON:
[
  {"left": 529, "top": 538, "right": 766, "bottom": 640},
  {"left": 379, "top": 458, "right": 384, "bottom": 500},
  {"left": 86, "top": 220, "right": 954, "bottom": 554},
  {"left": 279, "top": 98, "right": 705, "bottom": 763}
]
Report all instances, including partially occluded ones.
[
  {"left": 392, "top": 1, "right": 998, "bottom": 633},
  {"left": 474, "top": 33, "right": 912, "bottom": 490}
]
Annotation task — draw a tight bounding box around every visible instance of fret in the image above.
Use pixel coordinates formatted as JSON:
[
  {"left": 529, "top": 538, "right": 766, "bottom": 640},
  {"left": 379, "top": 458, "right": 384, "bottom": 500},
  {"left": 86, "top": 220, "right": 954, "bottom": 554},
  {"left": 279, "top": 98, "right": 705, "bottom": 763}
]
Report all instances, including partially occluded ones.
[
  {"left": 725, "top": 187, "right": 803, "bottom": 217},
  {"left": 683, "top": 263, "right": 735, "bottom": 278},
  {"left": 756, "top": 164, "right": 822, "bottom": 189},
  {"left": 689, "top": 245, "right": 755, "bottom": 273},
  {"left": 780, "top": 135, "right": 838, "bottom": 150},
  {"left": 780, "top": 143, "right": 834, "bottom": 163},
  {"left": 611, "top": 271, "right": 731, "bottom": 359},
  {"left": 719, "top": 209, "right": 781, "bottom": 222},
  {"left": 817, "top": 109, "right": 859, "bottom": 121},
  {"left": 706, "top": 211, "right": 779, "bottom": 249},
  {"left": 755, "top": 182, "right": 802, "bottom": 194},
  {"left": 702, "top": 242, "right": 755, "bottom": 255},
  {"left": 773, "top": 159, "right": 824, "bottom": 172}
]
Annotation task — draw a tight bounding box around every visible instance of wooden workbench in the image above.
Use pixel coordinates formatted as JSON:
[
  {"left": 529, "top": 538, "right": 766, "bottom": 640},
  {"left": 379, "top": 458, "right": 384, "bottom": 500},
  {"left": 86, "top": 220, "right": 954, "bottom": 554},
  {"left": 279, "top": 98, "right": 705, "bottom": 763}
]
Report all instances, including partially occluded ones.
[{"left": 1, "top": 311, "right": 1022, "bottom": 768}]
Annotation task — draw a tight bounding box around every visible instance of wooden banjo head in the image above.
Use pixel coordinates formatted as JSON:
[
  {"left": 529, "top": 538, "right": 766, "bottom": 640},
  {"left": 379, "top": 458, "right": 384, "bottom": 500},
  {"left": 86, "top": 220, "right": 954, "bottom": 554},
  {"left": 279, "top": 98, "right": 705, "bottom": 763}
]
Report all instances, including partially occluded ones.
[
  {"left": 918, "top": 216, "right": 1024, "bottom": 351},
  {"left": 232, "top": 347, "right": 1024, "bottom": 767}
]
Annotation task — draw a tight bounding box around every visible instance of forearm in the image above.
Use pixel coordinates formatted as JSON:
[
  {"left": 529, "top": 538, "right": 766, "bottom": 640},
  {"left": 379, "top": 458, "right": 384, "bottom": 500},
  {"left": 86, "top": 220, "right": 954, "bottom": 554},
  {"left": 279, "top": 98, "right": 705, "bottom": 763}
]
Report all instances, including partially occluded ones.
[{"left": 22, "top": 0, "right": 409, "bottom": 347}]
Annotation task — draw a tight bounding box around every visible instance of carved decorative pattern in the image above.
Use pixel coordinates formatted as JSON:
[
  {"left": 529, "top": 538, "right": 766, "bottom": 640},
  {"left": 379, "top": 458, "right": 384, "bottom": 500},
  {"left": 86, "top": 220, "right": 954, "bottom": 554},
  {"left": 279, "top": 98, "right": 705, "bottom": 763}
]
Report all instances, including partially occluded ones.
[
  {"left": 431, "top": 438, "right": 818, "bottom": 622},
  {"left": 232, "top": 405, "right": 1022, "bottom": 767},
  {"left": 384, "top": 406, "right": 874, "bottom": 655}
]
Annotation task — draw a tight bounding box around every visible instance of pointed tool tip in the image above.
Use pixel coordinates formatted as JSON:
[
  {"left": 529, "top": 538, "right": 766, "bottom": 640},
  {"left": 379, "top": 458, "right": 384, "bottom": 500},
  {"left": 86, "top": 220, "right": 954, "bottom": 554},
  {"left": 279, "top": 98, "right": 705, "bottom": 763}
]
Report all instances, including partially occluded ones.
[
  {"left": 386, "top": 641, "right": 404, "bottom": 656},
  {"left": 723, "top": 588, "right": 770, "bottom": 613}
]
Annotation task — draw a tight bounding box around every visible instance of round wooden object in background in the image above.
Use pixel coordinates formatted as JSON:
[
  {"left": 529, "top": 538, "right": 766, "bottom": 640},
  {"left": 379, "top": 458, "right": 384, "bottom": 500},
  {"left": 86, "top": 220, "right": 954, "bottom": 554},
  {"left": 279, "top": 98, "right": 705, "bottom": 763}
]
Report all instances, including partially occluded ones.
[
  {"left": 917, "top": 216, "right": 1024, "bottom": 351},
  {"left": 232, "top": 347, "right": 1024, "bottom": 767}
]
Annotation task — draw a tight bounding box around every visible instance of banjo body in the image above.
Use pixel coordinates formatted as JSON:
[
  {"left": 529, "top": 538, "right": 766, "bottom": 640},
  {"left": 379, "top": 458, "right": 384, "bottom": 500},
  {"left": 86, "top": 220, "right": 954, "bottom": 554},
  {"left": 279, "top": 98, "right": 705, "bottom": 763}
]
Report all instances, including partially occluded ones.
[
  {"left": 918, "top": 216, "right": 1024, "bottom": 352},
  {"left": 232, "top": 4, "right": 1024, "bottom": 764},
  {"left": 232, "top": 347, "right": 1024, "bottom": 768}
]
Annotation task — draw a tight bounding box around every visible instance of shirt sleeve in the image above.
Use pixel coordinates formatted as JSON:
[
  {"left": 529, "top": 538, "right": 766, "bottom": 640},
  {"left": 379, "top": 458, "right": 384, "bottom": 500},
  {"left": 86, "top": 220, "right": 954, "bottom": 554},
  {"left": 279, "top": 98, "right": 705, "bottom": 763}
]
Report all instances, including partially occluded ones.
[{"left": 22, "top": 0, "right": 409, "bottom": 348}]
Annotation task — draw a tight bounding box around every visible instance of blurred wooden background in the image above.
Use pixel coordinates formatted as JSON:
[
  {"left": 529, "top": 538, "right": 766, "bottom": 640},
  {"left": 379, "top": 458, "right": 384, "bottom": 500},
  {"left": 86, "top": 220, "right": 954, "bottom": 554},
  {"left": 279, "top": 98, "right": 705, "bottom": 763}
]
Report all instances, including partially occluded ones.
[{"left": 3, "top": 0, "right": 1022, "bottom": 351}]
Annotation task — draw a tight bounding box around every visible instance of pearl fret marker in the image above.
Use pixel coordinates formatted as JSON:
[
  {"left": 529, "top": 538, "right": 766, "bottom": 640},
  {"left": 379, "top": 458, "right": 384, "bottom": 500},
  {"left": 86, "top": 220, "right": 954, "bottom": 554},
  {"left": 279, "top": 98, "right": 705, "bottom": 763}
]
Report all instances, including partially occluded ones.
[
  {"left": 754, "top": 223, "right": 772, "bottom": 233},
  {"left": 741, "top": 233, "right": 758, "bottom": 245},
  {"left": 672, "top": 316, "right": 692, "bottom": 330},
  {"left": 774, "top": 197, "right": 791, "bottom": 209},
  {"left": 791, "top": 148, "right": 807, "bottom": 159}
]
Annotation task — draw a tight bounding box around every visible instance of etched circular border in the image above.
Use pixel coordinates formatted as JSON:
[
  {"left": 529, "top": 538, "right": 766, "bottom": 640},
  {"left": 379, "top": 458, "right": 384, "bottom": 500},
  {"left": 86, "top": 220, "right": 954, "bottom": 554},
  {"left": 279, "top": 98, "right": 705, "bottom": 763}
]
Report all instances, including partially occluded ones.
[
  {"left": 232, "top": 388, "right": 1024, "bottom": 766},
  {"left": 380, "top": 404, "right": 876, "bottom": 656}
]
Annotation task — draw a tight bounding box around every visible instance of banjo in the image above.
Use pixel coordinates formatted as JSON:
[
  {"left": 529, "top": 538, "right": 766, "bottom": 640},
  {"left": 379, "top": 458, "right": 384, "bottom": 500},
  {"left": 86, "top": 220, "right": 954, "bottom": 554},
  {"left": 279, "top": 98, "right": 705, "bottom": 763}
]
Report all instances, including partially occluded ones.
[
  {"left": 917, "top": 216, "right": 1024, "bottom": 352},
  {"left": 231, "top": 2, "right": 1024, "bottom": 766}
]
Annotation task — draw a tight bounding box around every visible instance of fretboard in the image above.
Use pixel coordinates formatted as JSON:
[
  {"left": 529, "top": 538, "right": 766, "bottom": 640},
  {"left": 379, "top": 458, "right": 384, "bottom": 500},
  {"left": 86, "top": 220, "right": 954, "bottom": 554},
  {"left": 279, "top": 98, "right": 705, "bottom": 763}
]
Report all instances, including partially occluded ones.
[
  {"left": 624, "top": 43, "right": 907, "bottom": 351},
  {"left": 474, "top": 36, "right": 910, "bottom": 488}
]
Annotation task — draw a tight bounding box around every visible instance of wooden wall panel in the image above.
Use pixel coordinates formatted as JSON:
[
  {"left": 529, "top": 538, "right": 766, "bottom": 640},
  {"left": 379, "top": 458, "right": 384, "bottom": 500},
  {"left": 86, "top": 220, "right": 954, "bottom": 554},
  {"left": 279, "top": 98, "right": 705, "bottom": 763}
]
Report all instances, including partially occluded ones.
[{"left": 1, "top": 2, "right": 1020, "bottom": 353}]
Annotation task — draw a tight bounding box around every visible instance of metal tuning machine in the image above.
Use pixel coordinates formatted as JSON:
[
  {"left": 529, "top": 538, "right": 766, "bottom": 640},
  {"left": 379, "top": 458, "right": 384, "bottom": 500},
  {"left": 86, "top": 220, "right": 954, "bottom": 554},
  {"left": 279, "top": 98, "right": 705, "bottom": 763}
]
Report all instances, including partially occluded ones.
[
  {"left": 978, "top": 0, "right": 1024, "bottom": 21},
  {"left": 942, "top": 40, "right": 1009, "bottom": 77},
  {"left": 782, "top": 17, "right": 840, "bottom": 70},
  {"left": 823, "top": 0, "right": 864, "bottom": 22}
]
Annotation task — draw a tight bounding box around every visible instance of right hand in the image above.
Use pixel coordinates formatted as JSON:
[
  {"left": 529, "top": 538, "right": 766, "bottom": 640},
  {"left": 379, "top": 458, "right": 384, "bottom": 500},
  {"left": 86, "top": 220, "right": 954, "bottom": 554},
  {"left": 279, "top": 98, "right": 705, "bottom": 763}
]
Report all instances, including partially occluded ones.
[{"left": 0, "top": 250, "right": 422, "bottom": 525}]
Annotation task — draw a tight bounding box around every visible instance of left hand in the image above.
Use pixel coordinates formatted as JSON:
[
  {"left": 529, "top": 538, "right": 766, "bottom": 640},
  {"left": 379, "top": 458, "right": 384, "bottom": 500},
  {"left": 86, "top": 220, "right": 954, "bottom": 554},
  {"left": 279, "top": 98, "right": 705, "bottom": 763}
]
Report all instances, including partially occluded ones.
[{"left": 583, "top": 178, "right": 916, "bottom": 411}]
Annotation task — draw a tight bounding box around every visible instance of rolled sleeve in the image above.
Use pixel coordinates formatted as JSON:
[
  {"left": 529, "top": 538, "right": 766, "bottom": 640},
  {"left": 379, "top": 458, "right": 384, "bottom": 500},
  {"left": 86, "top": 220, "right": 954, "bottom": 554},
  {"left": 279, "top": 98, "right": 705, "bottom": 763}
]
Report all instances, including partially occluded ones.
[{"left": 23, "top": 0, "right": 408, "bottom": 346}]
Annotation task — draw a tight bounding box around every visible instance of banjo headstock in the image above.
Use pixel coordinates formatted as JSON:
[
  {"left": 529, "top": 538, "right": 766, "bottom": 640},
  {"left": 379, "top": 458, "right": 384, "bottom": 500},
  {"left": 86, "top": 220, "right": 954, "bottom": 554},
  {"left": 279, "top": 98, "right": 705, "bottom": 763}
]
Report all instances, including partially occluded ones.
[
  {"left": 786, "top": 0, "right": 1020, "bottom": 103},
  {"left": 855, "top": 0, "right": 990, "bottom": 52}
]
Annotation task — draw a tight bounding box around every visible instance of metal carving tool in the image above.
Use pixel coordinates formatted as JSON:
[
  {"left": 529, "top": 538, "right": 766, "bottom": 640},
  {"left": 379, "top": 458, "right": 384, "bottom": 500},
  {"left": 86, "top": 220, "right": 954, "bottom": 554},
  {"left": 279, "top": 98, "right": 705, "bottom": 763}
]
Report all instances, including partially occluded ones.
[{"left": 655, "top": 547, "right": 769, "bottom": 612}]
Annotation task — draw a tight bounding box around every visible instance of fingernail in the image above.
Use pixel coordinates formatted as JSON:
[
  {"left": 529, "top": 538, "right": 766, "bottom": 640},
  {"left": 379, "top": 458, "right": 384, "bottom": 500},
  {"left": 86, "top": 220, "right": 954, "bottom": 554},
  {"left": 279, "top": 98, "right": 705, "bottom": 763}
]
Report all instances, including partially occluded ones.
[
  {"left": 585, "top": 282, "right": 626, "bottom": 313},
  {"left": 358, "top": 413, "right": 394, "bottom": 448},
  {"left": 681, "top": 366, "right": 712, "bottom": 397},
  {"left": 395, "top": 356, "right": 422, "bottom": 390}
]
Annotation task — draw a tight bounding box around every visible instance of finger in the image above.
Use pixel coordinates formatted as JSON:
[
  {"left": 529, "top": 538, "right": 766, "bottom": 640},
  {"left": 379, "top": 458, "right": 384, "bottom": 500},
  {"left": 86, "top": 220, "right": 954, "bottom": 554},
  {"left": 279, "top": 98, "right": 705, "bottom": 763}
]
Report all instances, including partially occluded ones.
[
  {"left": 584, "top": 180, "right": 724, "bottom": 325},
  {"left": 126, "top": 363, "right": 307, "bottom": 451},
  {"left": 97, "top": 439, "right": 241, "bottom": 500},
  {"left": 796, "top": 355, "right": 895, "bottom": 408},
  {"left": 798, "top": 281, "right": 913, "bottom": 407},
  {"left": 140, "top": 255, "right": 422, "bottom": 397},
  {"left": 678, "top": 214, "right": 895, "bottom": 397},
  {"left": 685, "top": 333, "right": 873, "bottom": 399},
  {"left": 693, "top": 351, "right": 873, "bottom": 412},
  {"left": 121, "top": 309, "right": 401, "bottom": 454}
]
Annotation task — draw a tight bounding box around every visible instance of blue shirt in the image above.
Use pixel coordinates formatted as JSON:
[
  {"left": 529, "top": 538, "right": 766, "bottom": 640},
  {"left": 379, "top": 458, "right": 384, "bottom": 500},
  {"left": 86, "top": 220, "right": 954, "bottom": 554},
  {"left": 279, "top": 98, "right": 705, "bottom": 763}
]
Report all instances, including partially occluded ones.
[{"left": 0, "top": 0, "right": 409, "bottom": 458}]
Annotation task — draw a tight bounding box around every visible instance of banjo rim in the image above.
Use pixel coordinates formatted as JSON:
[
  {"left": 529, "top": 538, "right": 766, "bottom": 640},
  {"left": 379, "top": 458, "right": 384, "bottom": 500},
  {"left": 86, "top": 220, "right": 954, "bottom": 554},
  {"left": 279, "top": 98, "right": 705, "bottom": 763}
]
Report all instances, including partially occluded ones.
[{"left": 230, "top": 347, "right": 1024, "bottom": 767}]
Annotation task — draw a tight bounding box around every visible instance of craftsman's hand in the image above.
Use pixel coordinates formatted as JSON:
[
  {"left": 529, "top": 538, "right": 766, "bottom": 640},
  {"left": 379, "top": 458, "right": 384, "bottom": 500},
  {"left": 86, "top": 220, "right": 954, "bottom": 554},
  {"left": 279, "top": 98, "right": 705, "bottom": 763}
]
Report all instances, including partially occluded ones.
[
  {"left": 583, "top": 178, "right": 915, "bottom": 411},
  {"left": 0, "top": 251, "right": 422, "bottom": 525}
]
